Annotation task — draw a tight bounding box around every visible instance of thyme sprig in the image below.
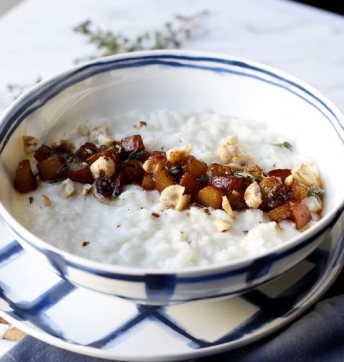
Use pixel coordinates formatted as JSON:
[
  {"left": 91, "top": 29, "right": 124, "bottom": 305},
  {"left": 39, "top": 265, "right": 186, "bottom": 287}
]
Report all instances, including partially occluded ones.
[
  {"left": 234, "top": 170, "right": 261, "bottom": 181},
  {"left": 197, "top": 174, "right": 209, "bottom": 183},
  {"left": 308, "top": 187, "right": 325, "bottom": 198},
  {"left": 128, "top": 150, "right": 144, "bottom": 160},
  {"left": 7, "top": 12, "right": 206, "bottom": 98},
  {"left": 166, "top": 165, "right": 182, "bottom": 175},
  {"left": 58, "top": 164, "right": 70, "bottom": 175},
  {"left": 73, "top": 11, "right": 207, "bottom": 63},
  {"left": 273, "top": 141, "right": 293, "bottom": 151}
]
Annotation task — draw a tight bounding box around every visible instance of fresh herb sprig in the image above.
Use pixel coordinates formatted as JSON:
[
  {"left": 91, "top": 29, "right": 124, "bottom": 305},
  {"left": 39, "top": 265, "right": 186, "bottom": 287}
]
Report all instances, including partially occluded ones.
[
  {"left": 233, "top": 170, "right": 261, "bottom": 181},
  {"left": 197, "top": 174, "right": 209, "bottom": 183},
  {"left": 166, "top": 165, "right": 182, "bottom": 175},
  {"left": 73, "top": 11, "right": 207, "bottom": 63},
  {"left": 128, "top": 150, "right": 144, "bottom": 160},
  {"left": 308, "top": 187, "right": 325, "bottom": 198},
  {"left": 273, "top": 141, "right": 293, "bottom": 151},
  {"left": 58, "top": 164, "right": 70, "bottom": 175}
]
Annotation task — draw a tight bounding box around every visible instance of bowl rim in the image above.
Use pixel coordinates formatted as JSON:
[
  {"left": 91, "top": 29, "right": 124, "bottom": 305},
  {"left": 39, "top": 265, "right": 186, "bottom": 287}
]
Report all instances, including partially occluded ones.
[{"left": 0, "top": 49, "right": 343, "bottom": 276}]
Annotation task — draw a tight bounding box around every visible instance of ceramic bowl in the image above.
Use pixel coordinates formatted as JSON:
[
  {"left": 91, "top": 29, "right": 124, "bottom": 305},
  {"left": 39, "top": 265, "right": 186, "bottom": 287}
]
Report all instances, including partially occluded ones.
[{"left": 0, "top": 50, "right": 343, "bottom": 305}]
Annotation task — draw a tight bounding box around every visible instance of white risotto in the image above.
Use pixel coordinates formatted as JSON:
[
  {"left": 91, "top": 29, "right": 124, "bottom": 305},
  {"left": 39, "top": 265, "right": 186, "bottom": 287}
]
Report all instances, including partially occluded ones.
[{"left": 14, "top": 109, "right": 323, "bottom": 269}]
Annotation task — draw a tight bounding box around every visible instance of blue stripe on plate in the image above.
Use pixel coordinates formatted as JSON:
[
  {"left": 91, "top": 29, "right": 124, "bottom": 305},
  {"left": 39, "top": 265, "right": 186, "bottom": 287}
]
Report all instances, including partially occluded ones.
[
  {"left": 84, "top": 243, "right": 330, "bottom": 350},
  {"left": 0, "top": 240, "right": 24, "bottom": 268},
  {"left": 1, "top": 279, "right": 76, "bottom": 340}
]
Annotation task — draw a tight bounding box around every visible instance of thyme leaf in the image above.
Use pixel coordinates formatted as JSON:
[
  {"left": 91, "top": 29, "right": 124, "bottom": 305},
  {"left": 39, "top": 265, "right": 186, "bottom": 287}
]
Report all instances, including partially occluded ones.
[
  {"left": 48, "top": 178, "right": 63, "bottom": 184},
  {"left": 128, "top": 150, "right": 144, "bottom": 160},
  {"left": 29, "top": 197, "right": 34, "bottom": 204},
  {"left": 234, "top": 170, "right": 261, "bottom": 181},
  {"left": 197, "top": 174, "right": 209, "bottom": 183},
  {"left": 308, "top": 187, "right": 325, "bottom": 198},
  {"left": 166, "top": 165, "right": 182, "bottom": 175},
  {"left": 73, "top": 11, "right": 208, "bottom": 63},
  {"left": 273, "top": 142, "right": 293, "bottom": 151},
  {"left": 57, "top": 164, "right": 70, "bottom": 175}
]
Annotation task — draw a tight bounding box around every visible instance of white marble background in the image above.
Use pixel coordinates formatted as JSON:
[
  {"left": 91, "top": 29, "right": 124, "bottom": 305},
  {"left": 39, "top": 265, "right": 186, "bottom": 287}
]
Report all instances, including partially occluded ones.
[
  {"left": 0, "top": 0, "right": 343, "bottom": 357},
  {"left": 1, "top": 0, "right": 344, "bottom": 113}
]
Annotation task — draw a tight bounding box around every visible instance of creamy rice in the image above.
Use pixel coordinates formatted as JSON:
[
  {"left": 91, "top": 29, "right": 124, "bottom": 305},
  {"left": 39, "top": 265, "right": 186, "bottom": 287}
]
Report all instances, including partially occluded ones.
[{"left": 13, "top": 109, "right": 322, "bottom": 269}]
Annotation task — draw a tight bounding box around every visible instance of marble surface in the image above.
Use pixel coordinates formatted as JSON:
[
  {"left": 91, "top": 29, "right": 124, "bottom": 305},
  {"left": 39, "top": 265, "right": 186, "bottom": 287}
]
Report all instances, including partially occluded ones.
[{"left": 0, "top": 0, "right": 343, "bottom": 357}]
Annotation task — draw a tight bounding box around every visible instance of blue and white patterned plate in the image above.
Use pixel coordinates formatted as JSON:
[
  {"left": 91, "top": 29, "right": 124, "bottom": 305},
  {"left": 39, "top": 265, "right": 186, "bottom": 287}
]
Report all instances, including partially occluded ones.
[{"left": 0, "top": 215, "right": 343, "bottom": 361}]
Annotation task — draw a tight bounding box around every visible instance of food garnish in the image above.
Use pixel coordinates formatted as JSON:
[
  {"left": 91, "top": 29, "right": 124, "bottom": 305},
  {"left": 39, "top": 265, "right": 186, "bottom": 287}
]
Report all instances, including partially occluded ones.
[{"left": 13, "top": 129, "right": 324, "bottom": 230}]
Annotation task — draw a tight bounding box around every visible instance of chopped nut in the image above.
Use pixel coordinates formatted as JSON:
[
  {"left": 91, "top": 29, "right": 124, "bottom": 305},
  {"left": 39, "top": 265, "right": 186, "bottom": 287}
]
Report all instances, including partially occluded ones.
[
  {"left": 77, "top": 124, "right": 89, "bottom": 136},
  {"left": 22, "top": 136, "right": 42, "bottom": 153},
  {"left": 166, "top": 144, "right": 191, "bottom": 163},
  {"left": 81, "top": 184, "right": 92, "bottom": 196},
  {"left": 217, "top": 144, "right": 240, "bottom": 164},
  {"left": 142, "top": 159, "right": 161, "bottom": 173},
  {"left": 98, "top": 134, "right": 114, "bottom": 147},
  {"left": 284, "top": 174, "right": 294, "bottom": 187},
  {"left": 230, "top": 154, "right": 256, "bottom": 170},
  {"left": 222, "top": 196, "right": 234, "bottom": 218},
  {"left": 90, "top": 156, "right": 116, "bottom": 179},
  {"left": 244, "top": 181, "right": 262, "bottom": 208},
  {"left": 62, "top": 178, "right": 75, "bottom": 198},
  {"left": 89, "top": 126, "right": 110, "bottom": 143},
  {"left": 41, "top": 194, "right": 51, "bottom": 206},
  {"left": 292, "top": 164, "right": 317, "bottom": 186},
  {"left": 225, "top": 134, "right": 239, "bottom": 145},
  {"left": 175, "top": 194, "right": 191, "bottom": 211},
  {"left": 160, "top": 185, "right": 190, "bottom": 211},
  {"left": 214, "top": 219, "right": 232, "bottom": 232}
]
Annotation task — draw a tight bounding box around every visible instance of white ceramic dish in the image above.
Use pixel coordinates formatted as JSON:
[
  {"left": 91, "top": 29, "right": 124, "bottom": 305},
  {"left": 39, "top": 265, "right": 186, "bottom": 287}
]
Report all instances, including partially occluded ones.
[
  {"left": 0, "top": 50, "right": 343, "bottom": 305},
  {"left": 0, "top": 215, "right": 342, "bottom": 361}
]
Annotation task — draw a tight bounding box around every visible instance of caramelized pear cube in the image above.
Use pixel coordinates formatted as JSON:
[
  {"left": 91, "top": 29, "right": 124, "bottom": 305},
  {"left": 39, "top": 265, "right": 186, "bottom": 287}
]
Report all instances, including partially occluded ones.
[
  {"left": 37, "top": 154, "right": 66, "bottom": 181},
  {"left": 13, "top": 159, "right": 37, "bottom": 193},
  {"left": 195, "top": 186, "right": 225, "bottom": 209},
  {"left": 153, "top": 169, "right": 175, "bottom": 193},
  {"left": 290, "top": 202, "right": 312, "bottom": 229}
]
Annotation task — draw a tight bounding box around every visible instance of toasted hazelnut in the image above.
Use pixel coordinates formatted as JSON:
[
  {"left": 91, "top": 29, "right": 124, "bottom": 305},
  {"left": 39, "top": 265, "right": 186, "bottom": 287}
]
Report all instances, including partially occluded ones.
[
  {"left": 62, "top": 178, "right": 75, "bottom": 198},
  {"left": 225, "top": 134, "right": 239, "bottom": 145},
  {"left": 90, "top": 156, "right": 116, "bottom": 179},
  {"left": 81, "top": 184, "right": 92, "bottom": 196},
  {"left": 292, "top": 164, "right": 317, "bottom": 186},
  {"left": 284, "top": 174, "right": 294, "bottom": 187},
  {"left": 166, "top": 144, "right": 191, "bottom": 164},
  {"left": 175, "top": 194, "right": 191, "bottom": 211},
  {"left": 142, "top": 159, "right": 161, "bottom": 173},
  {"left": 217, "top": 144, "right": 241, "bottom": 164},
  {"left": 41, "top": 194, "right": 51, "bottom": 206},
  {"left": 214, "top": 219, "right": 232, "bottom": 232},
  {"left": 229, "top": 154, "right": 256, "bottom": 170},
  {"left": 222, "top": 196, "right": 234, "bottom": 218},
  {"left": 22, "top": 136, "right": 42, "bottom": 153},
  {"left": 160, "top": 185, "right": 190, "bottom": 211},
  {"left": 244, "top": 181, "right": 262, "bottom": 208}
]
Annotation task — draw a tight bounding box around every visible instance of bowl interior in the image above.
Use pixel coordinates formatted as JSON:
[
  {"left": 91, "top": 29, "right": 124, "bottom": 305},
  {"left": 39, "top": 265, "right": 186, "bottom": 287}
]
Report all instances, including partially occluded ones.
[{"left": 0, "top": 51, "right": 343, "bottom": 255}]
